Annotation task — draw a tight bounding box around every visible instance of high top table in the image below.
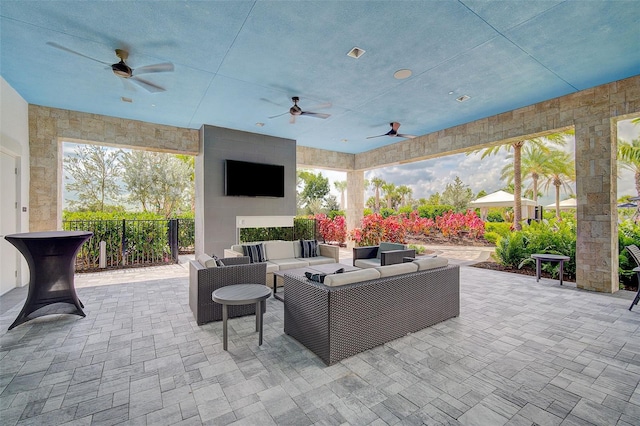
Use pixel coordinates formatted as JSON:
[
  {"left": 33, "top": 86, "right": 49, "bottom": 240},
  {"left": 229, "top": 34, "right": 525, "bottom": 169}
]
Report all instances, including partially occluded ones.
[{"left": 4, "top": 231, "right": 93, "bottom": 330}]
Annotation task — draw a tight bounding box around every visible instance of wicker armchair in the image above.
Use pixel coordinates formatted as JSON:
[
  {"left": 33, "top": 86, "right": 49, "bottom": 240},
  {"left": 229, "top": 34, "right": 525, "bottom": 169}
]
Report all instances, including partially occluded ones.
[
  {"left": 189, "top": 256, "right": 267, "bottom": 325},
  {"left": 353, "top": 242, "right": 415, "bottom": 268},
  {"left": 625, "top": 245, "right": 640, "bottom": 311}
]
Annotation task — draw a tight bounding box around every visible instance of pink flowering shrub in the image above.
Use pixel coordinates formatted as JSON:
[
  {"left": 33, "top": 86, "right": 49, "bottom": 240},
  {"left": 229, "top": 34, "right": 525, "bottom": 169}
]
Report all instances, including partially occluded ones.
[
  {"left": 349, "top": 213, "right": 408, "bottom": 246},
  {"left": 350, "top": 209, "right": 484, "bottom": 246},
  {"left": 435, "top": 210, "right": 485, "bottom": 239},
  {"left": 315, "top": 214, "right": 347, "bottom": 244}
]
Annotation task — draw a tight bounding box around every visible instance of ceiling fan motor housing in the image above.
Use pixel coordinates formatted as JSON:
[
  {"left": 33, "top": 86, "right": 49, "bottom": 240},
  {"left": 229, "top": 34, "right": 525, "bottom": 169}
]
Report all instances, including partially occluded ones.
[{"left": 111, "top": 61, "right": 132, "bottom": 78}]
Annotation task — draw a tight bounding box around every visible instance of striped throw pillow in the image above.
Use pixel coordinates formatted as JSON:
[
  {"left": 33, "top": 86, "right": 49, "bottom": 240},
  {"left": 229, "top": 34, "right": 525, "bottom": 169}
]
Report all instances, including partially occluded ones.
[
  {"left": 242, "top": 243, "right": 265, "bottom": 263},
  {"left": 300, "top": 240, "right": 318, "bottom": 258}
]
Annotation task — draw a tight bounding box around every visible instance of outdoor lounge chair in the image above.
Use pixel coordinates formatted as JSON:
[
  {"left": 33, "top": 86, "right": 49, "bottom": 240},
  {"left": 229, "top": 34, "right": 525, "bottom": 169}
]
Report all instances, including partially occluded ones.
[{"left": 624, "top": 245, "right": 640, "bottom": 311}]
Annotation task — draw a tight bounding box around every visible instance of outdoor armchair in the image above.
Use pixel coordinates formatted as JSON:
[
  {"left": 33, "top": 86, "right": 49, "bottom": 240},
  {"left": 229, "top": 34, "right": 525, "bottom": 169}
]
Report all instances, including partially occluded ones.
[
  {"left": 625, "top": 245, "right": 640, "bottom": 311},
  {"left": 353, "top": 242, "right": 415, "bottom": 268},
  {"left": 189, "top": 256, "right": 267, "bottom": 325}
]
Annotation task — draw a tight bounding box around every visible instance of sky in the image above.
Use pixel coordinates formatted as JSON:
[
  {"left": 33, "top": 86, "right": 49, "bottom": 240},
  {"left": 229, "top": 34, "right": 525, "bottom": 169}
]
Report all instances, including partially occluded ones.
[{"left": 319, "top": 118, "right": 640, "bottom": 208}]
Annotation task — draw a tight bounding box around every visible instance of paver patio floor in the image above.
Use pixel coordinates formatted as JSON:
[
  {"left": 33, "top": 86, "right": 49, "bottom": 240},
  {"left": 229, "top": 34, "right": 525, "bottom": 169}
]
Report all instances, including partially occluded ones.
[{"left": 1, "top": 258, "right": 639, "bottom": 425}]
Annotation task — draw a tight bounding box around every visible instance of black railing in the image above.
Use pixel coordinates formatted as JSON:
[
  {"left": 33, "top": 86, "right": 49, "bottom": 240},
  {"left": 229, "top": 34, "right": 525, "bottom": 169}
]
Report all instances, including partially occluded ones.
[{"left": 63, "top": 218, "right": 195, "bottom": 271}]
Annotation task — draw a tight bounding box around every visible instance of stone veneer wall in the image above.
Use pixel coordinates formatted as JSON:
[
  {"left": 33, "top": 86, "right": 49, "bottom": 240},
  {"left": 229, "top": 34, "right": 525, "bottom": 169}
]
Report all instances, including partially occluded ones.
[{"left": 28, "top": 105, "right": 199, "bottom": 231}]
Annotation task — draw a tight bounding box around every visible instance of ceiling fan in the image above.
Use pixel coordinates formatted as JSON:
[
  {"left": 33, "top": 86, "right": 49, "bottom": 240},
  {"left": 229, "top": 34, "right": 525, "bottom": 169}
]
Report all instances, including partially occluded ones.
[
  {"left": 269, "top": 96, "right": 331, "bottom": 124},
  {"left": 46, "top": 42, "right": 174, "bottom": 92},
  {"left": 367, "top": 122, "right": 417, "bottom": 139}
]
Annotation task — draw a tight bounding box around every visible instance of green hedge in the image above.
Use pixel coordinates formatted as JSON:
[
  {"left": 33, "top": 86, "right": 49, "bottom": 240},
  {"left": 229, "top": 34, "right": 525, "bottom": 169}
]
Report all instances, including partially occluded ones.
[
  {"left": 417, "top": 204, "right": 456, "bottom": 220},
  {"left": 239, "top": 217, "right": 316, "bottom": 242},
  {"left": 494, "top": 218, "right": 576, "bottom": 279}
]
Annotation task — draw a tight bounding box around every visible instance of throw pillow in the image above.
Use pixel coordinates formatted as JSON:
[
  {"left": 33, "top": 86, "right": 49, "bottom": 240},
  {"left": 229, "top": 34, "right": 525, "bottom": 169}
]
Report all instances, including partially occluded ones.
[
  {"left": 242, "top": 243, "right": 265, "bottom": 263},
  {"left": 305, "top": 272, "right": 326, "bottom": 283},
  {"left": 300, "top": 239, "right": 318, "bottom": 258},
  {"left": 304, "top": 268, "right": 344, "bottom": 283}
]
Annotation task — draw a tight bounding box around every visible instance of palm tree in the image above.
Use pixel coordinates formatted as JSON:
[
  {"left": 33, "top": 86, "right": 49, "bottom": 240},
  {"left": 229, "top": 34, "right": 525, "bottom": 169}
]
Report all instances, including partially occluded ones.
[
  {"left": 370, "top": 177, "right": 385, "bottom": 212},
  {"left": 381, "top": 183, "right": 396, "bottom": 209},
  {"left": 618, "top": 138, "right": 640, "bottom": 219},
  {"left": 334, "top": 180, "right": 347, "bottom": 210},
  {"left": 502, "top": 144, "right": 557, "bottom": 204},
  {"left": 618, "top": 138, "right": 640, "bottom": 196},
  {"left": 396, "top": 185, "right": 412, "bottom": 207},
  {"left": 542, "top": 151, "right": 575, "bottom": 219},
  {"left": 472, "top": 132, "right": 570, "bottom": 230}
]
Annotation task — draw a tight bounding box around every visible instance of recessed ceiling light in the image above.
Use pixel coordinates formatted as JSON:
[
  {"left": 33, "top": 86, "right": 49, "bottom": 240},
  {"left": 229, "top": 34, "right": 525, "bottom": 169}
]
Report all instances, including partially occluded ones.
[
  {"left": 151, "top": 104, "right": 156, "bottom": 107},
  {"left": 448, "top": 91, "right": 454, "bottom": 95},
  {"left": 456, "top": 95, "right": 471, "bottom": 103},
  {"left": 121, "top": 97, "right": 133, "bottom": 103},
  {"left": 347, "top": 47, "right": 365, "bottom": 59},
  {"left": 255, "top": 122, "right": 265, "bottom": 127},
  {"left": 393, "top": 69, "right": 412, "bottom": 80}
]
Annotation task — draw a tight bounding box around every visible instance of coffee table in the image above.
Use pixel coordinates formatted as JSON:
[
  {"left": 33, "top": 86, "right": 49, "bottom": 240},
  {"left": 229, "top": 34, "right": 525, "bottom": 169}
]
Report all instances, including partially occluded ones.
[
  {"left": 212, "top": 284, "right": 272, "bottom": 350},
  {"left": 272, "top": 263, "right": 359, "bottom": 301}
]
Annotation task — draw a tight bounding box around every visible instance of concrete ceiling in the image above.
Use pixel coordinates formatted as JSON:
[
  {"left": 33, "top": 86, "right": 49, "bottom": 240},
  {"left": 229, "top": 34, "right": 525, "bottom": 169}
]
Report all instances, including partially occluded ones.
[{"left": 1, "top": 1, "right": 638, "bottom": 154}]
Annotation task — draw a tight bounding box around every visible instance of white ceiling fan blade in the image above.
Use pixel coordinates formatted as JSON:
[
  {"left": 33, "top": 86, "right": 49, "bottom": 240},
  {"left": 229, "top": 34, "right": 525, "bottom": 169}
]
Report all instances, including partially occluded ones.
[
  {"left": 46, "top": 41, "right": 111, "bottom": 65},
  {"left": 301, "top": 112, "right": 330, "bottom": 119},
  {"left": 290, "top": 115, "right": 297, "bottom": 124},
  {"left": 366, "top": 134, "right": 386, "bottom": 139},
  {"left": 397, "top": 133, "right": 417, "bottom": 139},
  {"left": 129, "top": 76, "right": 165, "bottom": 92},
  {"left": 133, "top": 62, "right": 174, "bottom": 75}
]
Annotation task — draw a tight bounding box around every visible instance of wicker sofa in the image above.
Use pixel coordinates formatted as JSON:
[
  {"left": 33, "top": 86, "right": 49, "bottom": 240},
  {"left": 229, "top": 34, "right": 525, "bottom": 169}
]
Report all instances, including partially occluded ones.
[
  {"left": 223, "top": 240, "right": 340, "bottom": 285},
  {"left": 284, "top": 258, "right": 459, "bottom": 365},
  {"left": 189, "top": 255, "right": 267, "bottom": 325}
]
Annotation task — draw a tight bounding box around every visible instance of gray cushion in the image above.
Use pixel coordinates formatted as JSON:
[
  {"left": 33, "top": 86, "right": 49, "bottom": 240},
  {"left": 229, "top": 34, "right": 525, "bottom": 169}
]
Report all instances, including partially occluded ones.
[
  {"left": 377, "top": 242, "right": 406, "bottom": 259},
  {"left": 375, "top": 262, "right": 418, "bottom": 277},
  {"left": 354, "top": 258, "right": 381, "bottom": 269},
  {"left": 323, "top": 268, "right": 381, "bottom": 287},
  {"left": 413, "top": 257, "right": 449, "bottom": 270},
  {"left": 269, "top": 258, "right": 309, "bottom": 270},
  {"left": 264, "top": 241, "right": 295, "bottom": 260},
  {"left": 197, "top": 254, "right": 217, "bottom": 268}
]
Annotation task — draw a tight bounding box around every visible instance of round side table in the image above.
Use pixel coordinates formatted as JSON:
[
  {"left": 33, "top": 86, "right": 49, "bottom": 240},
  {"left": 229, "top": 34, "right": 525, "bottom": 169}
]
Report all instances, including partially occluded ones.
[{"left": 212, "top": 284, "right": 272, "bottom": 350}]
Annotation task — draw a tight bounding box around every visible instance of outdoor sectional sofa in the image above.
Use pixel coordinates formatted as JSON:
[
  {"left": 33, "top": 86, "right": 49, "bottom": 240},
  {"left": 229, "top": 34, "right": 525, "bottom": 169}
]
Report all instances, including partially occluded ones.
[
  {"left": 223, "top": 240, "right": 340, "bottom": 285},
  {"left": 284, "top": 257, "right": 459, "bottom": 365}
]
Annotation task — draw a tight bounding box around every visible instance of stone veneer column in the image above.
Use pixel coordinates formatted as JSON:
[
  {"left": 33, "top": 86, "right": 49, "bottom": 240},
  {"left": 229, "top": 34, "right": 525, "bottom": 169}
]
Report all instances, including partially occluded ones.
[
  {"left": 574, "top": 117, "right": 618, "bottom": 292},
  {"left": 346, "top": 170, "right": 364, "bottom": 249}
]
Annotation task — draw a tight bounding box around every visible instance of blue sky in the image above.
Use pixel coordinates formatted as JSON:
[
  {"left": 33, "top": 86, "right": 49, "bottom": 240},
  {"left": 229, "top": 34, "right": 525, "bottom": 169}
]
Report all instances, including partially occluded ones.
[{"left": 321, "top": 118, "right": 640, "bottom": 207}]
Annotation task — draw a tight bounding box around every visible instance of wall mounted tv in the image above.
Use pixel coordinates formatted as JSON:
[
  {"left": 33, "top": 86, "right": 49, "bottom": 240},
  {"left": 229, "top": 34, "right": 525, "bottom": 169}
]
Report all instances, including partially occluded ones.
[{"left": 224, "top": 159, "right": 285, "bottom": 198}]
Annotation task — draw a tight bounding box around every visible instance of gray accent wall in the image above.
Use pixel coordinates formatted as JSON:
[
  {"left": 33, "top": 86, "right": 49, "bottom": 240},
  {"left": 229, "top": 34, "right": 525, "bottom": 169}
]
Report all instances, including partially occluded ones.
[{"left": 195, "top": 125, "right": 297, "bottom": 257}]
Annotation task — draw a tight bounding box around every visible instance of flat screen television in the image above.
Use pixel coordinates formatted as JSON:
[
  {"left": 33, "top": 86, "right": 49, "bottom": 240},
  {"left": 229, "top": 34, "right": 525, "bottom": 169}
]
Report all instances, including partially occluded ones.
[{"left": 224, "top": 159, "right": 285, "bottom": 198}]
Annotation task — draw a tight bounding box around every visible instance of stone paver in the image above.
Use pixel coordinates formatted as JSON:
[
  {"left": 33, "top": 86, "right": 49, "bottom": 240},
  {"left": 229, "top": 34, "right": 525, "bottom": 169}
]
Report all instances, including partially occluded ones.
[{"left": 1, "top": 256, "right": 639, "bottom": 425}]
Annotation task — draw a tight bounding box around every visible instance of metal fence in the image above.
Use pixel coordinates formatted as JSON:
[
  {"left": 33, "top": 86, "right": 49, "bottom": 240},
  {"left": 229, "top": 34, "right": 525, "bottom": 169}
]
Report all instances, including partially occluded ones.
[{"left": 63, "top": 218, "right": 195, "bottom": 271}]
